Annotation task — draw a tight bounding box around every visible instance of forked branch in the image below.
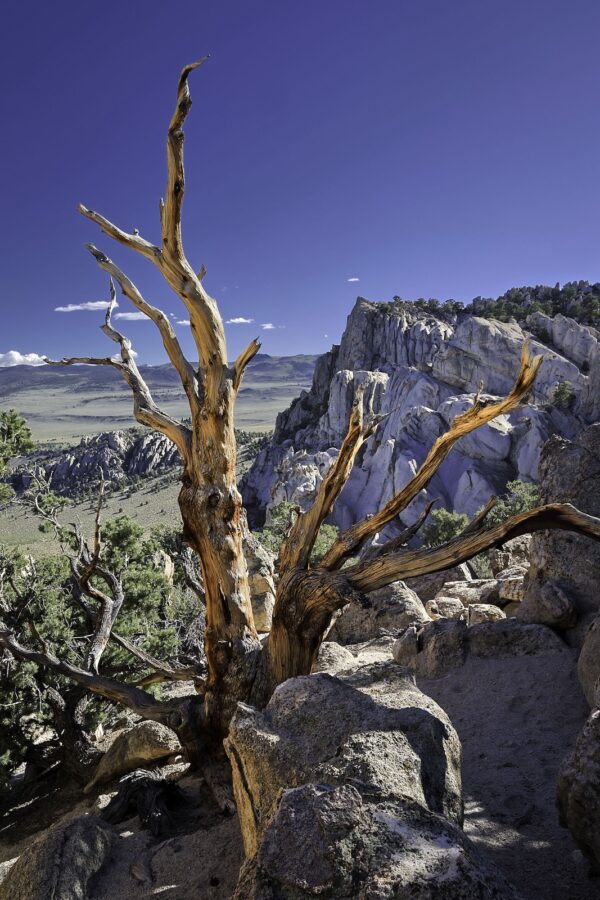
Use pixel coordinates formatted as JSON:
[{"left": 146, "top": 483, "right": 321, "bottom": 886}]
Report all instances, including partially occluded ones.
[
  {"left": 346, "top": 502, "right": 600, "bottom": 592},
  {"left": 321, "top": 344, "right": 542, "bottom": 569}
]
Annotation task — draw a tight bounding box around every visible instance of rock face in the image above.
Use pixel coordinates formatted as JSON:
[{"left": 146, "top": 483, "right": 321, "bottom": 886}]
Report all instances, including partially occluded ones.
[
  {"left": 328, "top": 581, "right": 429, "bottom": 644},
  {"left": 243, "top": 298, "right": 594, "bottom": 530},
  {"left": 225, "top": 663, "right": 463, "bottom": 857},
  {"left": 233, "top": 785, "right": 521, "bottom": 899},
  {"left": 84, "top": 721, "right": 180, "bottom": 794},
  {"left": 557, "top": 709, "right": 600, "bottom": 873},
  {"left": 0, "top": 815, "right": 114, "bottom": 900},
  {"left": 577, "top": 616, "right": 600, "bottom": 706},
  {"left": 522, "top": 423, "right": 600, "bottom": 630}
]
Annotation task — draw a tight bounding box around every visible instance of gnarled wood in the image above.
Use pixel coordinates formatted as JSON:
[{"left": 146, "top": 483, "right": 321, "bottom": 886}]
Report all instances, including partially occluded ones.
[{"left": 321, "top": 344, "right": 542, "bottom": 570}]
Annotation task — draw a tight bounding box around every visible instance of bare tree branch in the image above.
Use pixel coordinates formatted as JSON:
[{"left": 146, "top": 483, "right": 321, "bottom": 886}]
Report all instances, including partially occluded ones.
[
  {"left": 233, "top": 338, "right": 262, "bottom": 391},
  {"left": 86, "top": 253, "right": 200, "bottom": 414},
  {"left": 346, "top": 502, "right": 600, "bottom": 593},
  {"left": 77, "top": 204, "right": 159, "bottom": 260},
  {"left": 321, "top": 344, "right": 542, "bottom": 570},
  {"left": 0, "top": 627, "right": 175, "bottom": 725},
  {"left": 45, "top": 289, "right": 191, "bottom": 458},
  {"left": 279, "top": 387, "right": 379, "bottom": 571}
]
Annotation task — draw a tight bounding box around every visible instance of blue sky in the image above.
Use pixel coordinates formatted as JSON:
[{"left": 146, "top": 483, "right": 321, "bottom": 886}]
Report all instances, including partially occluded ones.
[{"left": 1, "top": 0, "right": 600, "bottom": 366}]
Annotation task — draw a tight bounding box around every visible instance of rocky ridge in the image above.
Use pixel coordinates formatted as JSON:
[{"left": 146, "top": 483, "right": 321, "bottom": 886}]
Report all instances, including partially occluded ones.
[{"left": 242, "top": 298, "right": 598, "bottom": 528}]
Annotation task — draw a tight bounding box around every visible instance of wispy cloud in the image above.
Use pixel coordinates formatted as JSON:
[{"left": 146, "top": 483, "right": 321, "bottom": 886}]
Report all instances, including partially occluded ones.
[
  {"left": 347, "top": 277, "right": 360, "bottom": 283},
  {"left": 112, "top": 349, "right": 138, "bottom": 361},
  {"left": 0, "top": 351, "right": 46, "bottom": 367},
  {"left": 176, "top": 319, "right": 190, "bottom": 326},
  {"left": 226, "top": 316, "right": 254, "bottom": 325},
  {"left": 55, "top": 300, "right": 118, "bottom": 313},
  {"left": 114, "top": 311, "right": 148, "bottom": 321},
  {"left": 261, "top": 323, "right": 276, "bottom": 330}
]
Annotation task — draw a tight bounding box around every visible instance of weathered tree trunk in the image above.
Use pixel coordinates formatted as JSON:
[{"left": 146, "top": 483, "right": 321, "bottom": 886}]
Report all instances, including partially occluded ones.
[{"left": 3, "top": 60, "right": 600, "bottom": 788}]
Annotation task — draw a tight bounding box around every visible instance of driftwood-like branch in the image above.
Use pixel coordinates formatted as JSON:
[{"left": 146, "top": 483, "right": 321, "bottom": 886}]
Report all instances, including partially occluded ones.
[
  {"left": 45, "top": 286, "right": 191, "bottom": 458},
  {"left": 77, "top": 204, "right": 159, "bottom": 260},
  {"left": 0, "top": 627, "right": 174, "bottom": 725},
  {"left": 346, "top": 503, "right": 600, "bottom": 593},
  {"left": 233, "top": 338, "right": 262, "bottom": 391},
  {"left": 360, "top": 498, "right": 438, "bottom": 563},
  {"left": 321, "top": 344, "right": 542, "bottom": 570},
  {"left": 279, "top": 387, "right": 379, "bottom": 571},
  {"left": 86, "top": 251, "right": 199, "bottom": 414}
]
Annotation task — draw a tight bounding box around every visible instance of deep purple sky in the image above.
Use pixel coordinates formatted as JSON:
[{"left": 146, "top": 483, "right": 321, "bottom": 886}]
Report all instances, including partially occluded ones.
[{"left": 2, "top": 0, "right": 600, "bottom": 366}]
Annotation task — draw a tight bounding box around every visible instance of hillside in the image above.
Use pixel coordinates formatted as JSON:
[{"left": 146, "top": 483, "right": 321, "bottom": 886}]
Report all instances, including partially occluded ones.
[{"left": 242, "top": 296, "right": 599, "bottom": 529}]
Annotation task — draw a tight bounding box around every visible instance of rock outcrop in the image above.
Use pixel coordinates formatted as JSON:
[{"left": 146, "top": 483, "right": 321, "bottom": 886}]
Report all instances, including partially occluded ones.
[
  {"left": 328, "top": 581, "right": 429, "bottom": 645},
  {"left": 521, "top": 423, "right": 600, "bottom": 634},
  {"left": 243, "top": 298, "right": 595, "bottom": 530},
  {"left": 557, "top": 708, "right": 600, "bottom": 874}
]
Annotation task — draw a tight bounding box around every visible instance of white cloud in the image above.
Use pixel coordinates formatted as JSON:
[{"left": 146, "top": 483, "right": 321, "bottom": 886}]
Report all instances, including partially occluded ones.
[
  {"left": 226, "top": 316, "right": 254, "bottom": 325},
  {"left": 176, "top": 319, "right": 190, "bottom": 326},
  {"left": 54, "top": 300, "right": 118, "bottom": 312},
  {"left": 347, "top": 277, "right": 360, "bottom": 283},
  {"left": 0, "top": 351, "right": 47, "bottom": 367},
  {"left": 261, "top": 323, "right": 276, "bottom": 330},
  {"left": 111, "top": 349, "right": 138, "bottom": 361},
  {"left": 114, "top": 311, "right": 148, "bottom": 321}
]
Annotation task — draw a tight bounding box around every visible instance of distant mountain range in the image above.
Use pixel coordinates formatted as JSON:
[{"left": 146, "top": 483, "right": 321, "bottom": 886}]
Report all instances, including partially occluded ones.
[{"left": 0, "top": 354, "right": 318, "bottom": 398}]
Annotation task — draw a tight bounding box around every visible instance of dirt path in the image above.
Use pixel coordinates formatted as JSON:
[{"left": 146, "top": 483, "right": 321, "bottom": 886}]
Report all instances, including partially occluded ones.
[{"left": 419, "top": 648, "right": 600, "bottom": 900}]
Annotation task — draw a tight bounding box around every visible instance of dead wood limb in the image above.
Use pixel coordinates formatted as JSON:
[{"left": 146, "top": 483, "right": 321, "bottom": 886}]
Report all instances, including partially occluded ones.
[
  {"left": 346, "top": 502, "right": 600, "bottom": 593},
  {"left": 321, "top": 344, "right": 542, "bottom": 570}
]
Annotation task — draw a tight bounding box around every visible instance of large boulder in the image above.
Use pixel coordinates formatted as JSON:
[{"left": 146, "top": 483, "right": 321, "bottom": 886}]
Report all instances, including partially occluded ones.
[
  {"left": 557, "top": 709, "right": 600, "bottom": 874},
  {"left": 425, "top": 596, "right": 465, "bottom": 619},
  {"left": 233, "top": 784, "right": 520, "bottom": 899},
  {"left": 314, "top": 641, "right": 357, "bottom": 674},
  {"left": 225, "top": 662, "right": 462, "bottom": 857},
  {"left": 84, "top": 721, "right": 180, "bottom": 794},
  {"left": 468, "top": 603, "right": 506, "bottom": 625},
  {"left": 577, "top": 615, "right": 600, "bottom": 706},
  {"left": 524, "top": 424, "right": 600, "bottom": 625},
  {"left": 0, "top": 816, "right": 114, "bottom": 900},
  {"left": 328, "top": 581, "right": 429, "bottom": 645},
  {"left": 517, "top": 579, "right": 578, "bottom": 630}
]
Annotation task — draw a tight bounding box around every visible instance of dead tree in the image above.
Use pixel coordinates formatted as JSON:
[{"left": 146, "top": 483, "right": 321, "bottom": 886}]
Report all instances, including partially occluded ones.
[{"left": 2, "top": 61, "right": 600, "bottom": 762}]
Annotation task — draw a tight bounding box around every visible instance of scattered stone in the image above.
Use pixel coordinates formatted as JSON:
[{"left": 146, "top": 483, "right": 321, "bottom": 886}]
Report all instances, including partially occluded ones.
[
  {"left": 84, "top": 721, "right": 180, "bottom": 794},
  {"left": 488, "top": 536, "right": 532, "bottom": 576},
  {"left": 469, "top": 619, "right": 565, "bottom": 660},
  {"left": 425, "top": 596, "right": 465, "bottom": 619},
  {"left": 434, "top": 578, "right": 500, "bottom": 607},
  {"left": 404, "top": 563, "right": 473, "bottom": 602},
  {"left": 416, "top": 618, "right": 469, "bottom": 678},
  {"left": 468, "top": 603, "right": 506, "bottom": 625},
  {"left": 314, "top": 641, "right": 357, "bottom": 674},
  {"left": 0, "top": 816, "right": 114, "bottom": 900}
]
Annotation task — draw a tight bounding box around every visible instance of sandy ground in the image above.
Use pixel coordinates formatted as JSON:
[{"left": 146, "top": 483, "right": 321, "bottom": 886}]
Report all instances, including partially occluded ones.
[{"left": 419, "top": 648, "right": 600, "bottom": 900}]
